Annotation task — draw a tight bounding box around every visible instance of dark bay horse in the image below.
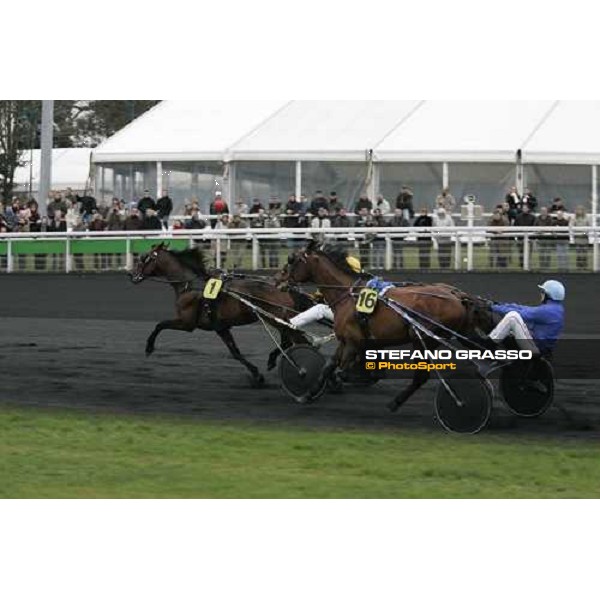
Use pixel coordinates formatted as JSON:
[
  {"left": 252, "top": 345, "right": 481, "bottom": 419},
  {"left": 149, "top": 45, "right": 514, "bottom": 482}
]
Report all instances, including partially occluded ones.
[
  {"left": 281, "top": 241, "right": 492, "bottom": 409},
  {"left": 130, "top": 243, "right": 311, "bottom": 385}
]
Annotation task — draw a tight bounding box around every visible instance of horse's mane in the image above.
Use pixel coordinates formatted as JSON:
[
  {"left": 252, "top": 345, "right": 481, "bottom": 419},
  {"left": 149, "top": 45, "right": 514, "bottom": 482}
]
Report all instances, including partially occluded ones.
[
  {"left": 315, "top": 243, "right": 361, "bottom": 277},
  {"left": 168, "top": 247, "right": 209, "bottom": 277}
]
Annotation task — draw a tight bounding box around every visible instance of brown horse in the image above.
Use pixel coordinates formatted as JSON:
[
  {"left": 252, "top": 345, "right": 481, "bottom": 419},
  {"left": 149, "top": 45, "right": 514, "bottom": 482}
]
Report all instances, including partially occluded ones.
[
  {"left": 281, "top": 241, "right": 492, "bottom": 409},
  {"left": 130, "top": 243, "right": 311, "bottom": 385}
]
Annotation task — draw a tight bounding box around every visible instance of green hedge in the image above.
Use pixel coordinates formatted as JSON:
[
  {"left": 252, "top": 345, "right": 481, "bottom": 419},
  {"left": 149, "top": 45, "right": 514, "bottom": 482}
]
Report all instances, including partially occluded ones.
[{"left": 0, "top": 238, "right": 190, "bottom": 256}]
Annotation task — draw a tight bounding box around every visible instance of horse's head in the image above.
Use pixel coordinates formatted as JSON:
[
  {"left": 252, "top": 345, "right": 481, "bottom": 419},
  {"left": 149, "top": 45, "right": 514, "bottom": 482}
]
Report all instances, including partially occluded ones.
[
  {"left": 130, "top": 242, "right": 171, "bottom": 284},
  {"left": 276, "top": 240, "right": 321, "bottom": 288}
]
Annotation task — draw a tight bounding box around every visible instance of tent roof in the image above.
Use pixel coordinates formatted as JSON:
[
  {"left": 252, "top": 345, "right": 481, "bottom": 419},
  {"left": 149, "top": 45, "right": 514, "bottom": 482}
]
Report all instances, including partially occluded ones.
[
  {"left": 374, "top": 101, "right": 557, "bottom": 162},
  {"left": 14, "top": 148, "right": 91, "bottom": 192},
  {"left": 92, "top": 100, "right": 600, "bottom": 165},
  {"left": 521, "top": 101, "right": 600, "bottom": 164},
  {"left": 93, "top": 100, "right": 288, "bottom": 162},
  {"left": 229, "top": 100, "right": 422, "bottom": 161}
]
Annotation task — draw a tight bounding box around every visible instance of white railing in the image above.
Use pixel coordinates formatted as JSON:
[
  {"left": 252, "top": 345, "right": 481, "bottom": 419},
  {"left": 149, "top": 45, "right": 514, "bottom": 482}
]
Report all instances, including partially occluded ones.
[{"left": 0, "top": 226, "right": 598, "bottom": 273}]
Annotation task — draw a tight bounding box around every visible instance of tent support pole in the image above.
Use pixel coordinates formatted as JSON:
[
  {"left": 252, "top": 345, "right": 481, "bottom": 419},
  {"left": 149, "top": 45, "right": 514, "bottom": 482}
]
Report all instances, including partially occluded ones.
[
  {"left": 295, "top": 161, "right": 302, "bottom": 201},
  {"left": 592, "top": 165, "right": 597, "bottom": 226},
  {"left": 442, "top": 162, "right": 449, "bottom": 189},
  {"left": 156, "top": 161, "right": 162, "bottom": 198}
]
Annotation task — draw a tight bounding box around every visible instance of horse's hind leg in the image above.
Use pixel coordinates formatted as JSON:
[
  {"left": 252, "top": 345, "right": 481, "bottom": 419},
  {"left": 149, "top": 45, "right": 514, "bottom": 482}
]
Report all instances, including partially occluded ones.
[
  {"left": 388, "top": 369, "right": 431, "bottom": 413},
  {"left": 217, "top": 328, "right": 265, "bottom": 387},
  {"left": 146, "top": 319, "right": 195, "bottom": 356}
]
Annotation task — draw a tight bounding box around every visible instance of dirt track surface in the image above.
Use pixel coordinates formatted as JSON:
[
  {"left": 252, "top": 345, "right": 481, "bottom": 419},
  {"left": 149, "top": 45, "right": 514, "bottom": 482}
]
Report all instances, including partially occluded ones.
[{"left": 1, "top": 272, "right": 599, "bottom": 438}]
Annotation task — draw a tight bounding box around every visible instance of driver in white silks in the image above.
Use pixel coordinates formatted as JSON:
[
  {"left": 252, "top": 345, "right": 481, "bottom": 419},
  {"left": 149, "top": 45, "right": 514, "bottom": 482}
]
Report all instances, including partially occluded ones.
[{"left": 289, "top": 255, "right": 363, "bottom": 332}]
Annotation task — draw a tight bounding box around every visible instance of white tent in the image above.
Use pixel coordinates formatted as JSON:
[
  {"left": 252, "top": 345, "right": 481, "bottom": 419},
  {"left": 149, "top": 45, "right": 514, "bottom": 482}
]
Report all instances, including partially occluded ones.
[
  {"left": 91, "top": 101, "right": 600, "bottom": 211},
  {"left": 14, "top": 148, "right": 92, "bottom": 193},
  {"left": 93, "top": 100, "right": 288, "bottom": 162},
  {"left": 374, "top": 101, "right": 557, "bottom": 162},
  {"left": 230, "top": 100, "right": 422, "bottom": 161},
  {"left": 521, "top": 101, "right": 600, "bottom": 164}
]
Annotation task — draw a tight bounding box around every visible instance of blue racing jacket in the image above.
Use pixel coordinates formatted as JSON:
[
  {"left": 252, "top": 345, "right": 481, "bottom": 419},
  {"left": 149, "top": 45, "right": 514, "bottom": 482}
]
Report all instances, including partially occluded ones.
[{"left": 492, "top": 300, "right": 564, "bottom": 353}]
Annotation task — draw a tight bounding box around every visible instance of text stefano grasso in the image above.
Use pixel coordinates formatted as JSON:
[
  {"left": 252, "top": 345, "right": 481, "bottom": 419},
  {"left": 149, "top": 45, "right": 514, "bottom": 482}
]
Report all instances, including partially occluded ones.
[{"left": 364, "top": 349, "right": 533, "bottom": 361}]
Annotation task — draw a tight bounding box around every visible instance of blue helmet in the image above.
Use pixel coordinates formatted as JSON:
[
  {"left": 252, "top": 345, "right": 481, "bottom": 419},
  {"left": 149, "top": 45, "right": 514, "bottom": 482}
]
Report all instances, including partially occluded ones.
[{"left": 538, "top": 280, "right": 565, "bottom": 301}]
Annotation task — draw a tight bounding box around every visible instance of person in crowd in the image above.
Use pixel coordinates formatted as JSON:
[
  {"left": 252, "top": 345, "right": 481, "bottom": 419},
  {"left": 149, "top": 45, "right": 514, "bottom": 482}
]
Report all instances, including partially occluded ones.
[
  {"left": 534, "top": 206, "right": 554, "bottom": 269},
  {"left": 143, "top": 208, "right": 162, "bottom": 231},
  {"left": 375, "top": 194, "right": 391, "bottom": 215},
  {"left": 514, "top": 203, "right": 536, "bottom": 267},
  {"left": 505, "top": 186, "right": 521, "bottom": 213},
  {"left": 520, "top": 188, "right": 538, "bottom": 212},
  {"left": 333, "top": 206, "right": 352, "bottom": 228},
  {"left": 249, "top": 198, "right": 264, "bottom": 214},
  {"left": 297, "top": 195, "right": 309, "bottom": 215},
  {"left": 172, "top": 219, "right": 185, "bottom": 230},
  {"left": 213, "top": 214, "right": 230, "bottom": 266},
  {"left": 354, "top": 194, "right": 373, "bottom": 214},
  {"left": 47, "top": 191, "right": 67, "bottom": 220},
  {"left": 79, "top": 190, "right": 98, "bottom": 223},
  {"left": 124, "top": 207, "right": 144, "bottom": 231},
  {"left": 396, "top": 186, "right": 414, "bottom": 220},
  {"left": 156, "top": 190, "right": 173, "bottom": 230},
  {"left": 550, "top": 197, "right": 567, "bottom": 213},
  {"left": 571, "top": 205, "right": 592, "bottom": 270},
  {"left": 413, "top": 207, "right": 433, "bottom": 269},
  {"left": 390, "top": 208, "right": 410, "bottom": 270},
  {"left": 107, "top": 206, "right": 124, "bottom": 231},
  {"left": 488, "top": 206, "right": 510, "bottom": 269},
  {"left": 234, "top": 199, "right": 249, "bottom": 217},
  {"left": 328, "top": 191, "right": 341, "bottom": 214},
  {"left": 355, "top": 208, "right": 375, "bottom": 267},
  {"left": 370, "top": 208, "right": 387, "bottom": 270},
  {"left": 501, "top": 200, "right": 517, "bottom": 225},
  {"left": 97, "top": 199, "right": 111, "bottom": 219},
  {"left": 309, "top": 191, "right": 330, "bottom": 215},
  {"left": 185, "top": 210, "right": 207, "bottom": 230},
  {"left": 64, "top": 187, "right": 78, "bottom": 205},
  {"left": 435, "top": 188, "right": 456, "bottom": 212},
  {"left": 209, "top": 191, "right": 229, "bottom": 229},
  {"left": 28, "top": 201, "right": 44, "bottom": 270},
  {"left": 48, "top": 209, "right": 67, "bottom": 271},
  {"left": 310, "top": 206, "right": 332, "bottom": 245},
  {"left": 88, "top": 213, "right": 108, "bottom": 270},
  {"left": 554, "top": 209, "right": 570, "bottom": 270},
  {"left": 137, "top": 190, "right": 156, "bottom": 217},
  {"left": 432, "top": 207, "right": 454, "bottom": 269},
  {"left": 227, "top": 214, "right": 247, "bottom": 269}
]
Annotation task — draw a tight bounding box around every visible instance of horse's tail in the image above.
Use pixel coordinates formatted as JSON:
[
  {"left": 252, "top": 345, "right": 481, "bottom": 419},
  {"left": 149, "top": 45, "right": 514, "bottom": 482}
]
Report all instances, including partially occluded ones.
[{"left": 458, "top": 292, "right": 497, "bottom": 335}]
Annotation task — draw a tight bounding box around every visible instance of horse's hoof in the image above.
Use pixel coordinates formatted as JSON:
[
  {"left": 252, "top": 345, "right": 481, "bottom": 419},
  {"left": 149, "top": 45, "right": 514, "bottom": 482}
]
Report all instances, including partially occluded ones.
[
  {"left": 387, "top": 400, "right": 401, "bottom": 413},
  {"left": 251, "top": 374, "right": 265, "bottom": 388}
]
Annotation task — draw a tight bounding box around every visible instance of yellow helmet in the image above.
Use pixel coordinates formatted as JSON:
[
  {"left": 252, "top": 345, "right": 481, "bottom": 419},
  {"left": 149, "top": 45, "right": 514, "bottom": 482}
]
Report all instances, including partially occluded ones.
[{"left": 346, "top": 256, "right": 362, "bottom": 273}]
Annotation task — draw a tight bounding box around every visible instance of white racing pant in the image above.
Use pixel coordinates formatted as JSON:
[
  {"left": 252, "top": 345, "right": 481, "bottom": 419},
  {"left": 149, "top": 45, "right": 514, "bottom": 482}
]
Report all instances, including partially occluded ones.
[
  {"left": 290, "top": 304, "right": 334, "bottom": 328},
  {"left": 489, "top": 311, "right": 539, "bottom": 355}
]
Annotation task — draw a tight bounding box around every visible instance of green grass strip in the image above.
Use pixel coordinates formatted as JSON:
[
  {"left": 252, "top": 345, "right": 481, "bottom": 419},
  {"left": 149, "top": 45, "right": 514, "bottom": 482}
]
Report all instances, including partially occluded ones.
[{"left": 1, "top": 406, "right": 598, "bottom": 498}]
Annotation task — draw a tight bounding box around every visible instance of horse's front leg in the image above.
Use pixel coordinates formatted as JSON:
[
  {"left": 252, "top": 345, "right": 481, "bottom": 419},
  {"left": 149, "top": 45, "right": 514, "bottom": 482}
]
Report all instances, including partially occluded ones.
[
  {"left": 217, "top": 328, "right": 265, "bottom": 388},
  {"left": 388, "top": 339, "right": 438, "bottom": 412},
  {"left": 388, "top": 369, "right": 431, "bottom": 413},
  {"left": 145, "top": 318, "right": 195, "bottom": 356}
]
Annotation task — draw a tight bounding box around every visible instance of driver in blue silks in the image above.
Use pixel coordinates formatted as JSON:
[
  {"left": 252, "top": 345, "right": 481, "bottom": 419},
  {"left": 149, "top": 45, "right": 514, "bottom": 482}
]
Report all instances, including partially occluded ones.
[
  {"left": 365, "top": 276, "right": 395, "bottom": 296},
  {"left": 487, "top": 279, "right": 565, "bottom": 357}
]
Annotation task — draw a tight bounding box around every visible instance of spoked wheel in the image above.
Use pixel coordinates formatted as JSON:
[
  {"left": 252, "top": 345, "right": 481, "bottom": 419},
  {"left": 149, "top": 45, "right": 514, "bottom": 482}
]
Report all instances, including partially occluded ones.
[
  {"left": 279, "top": 345, "right": 327, "bottom": 404},
  {"left": 500, "top": 358, "right": 554, "bottom": 417},
  {"left": 435, "top": 376, "right": 494, "bottom": 434}
]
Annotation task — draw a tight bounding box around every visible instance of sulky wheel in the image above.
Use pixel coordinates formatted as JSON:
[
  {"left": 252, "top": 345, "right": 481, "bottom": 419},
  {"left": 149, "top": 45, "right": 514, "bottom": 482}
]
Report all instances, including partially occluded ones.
[
  {"left": 500, "top": 357, "right": 554, "bottom": 417},
  {"left": 279, "top": 344, "right": 327, "bottom": 404},
  {"left": 435, "top": 376, "right": 494, "bottom": 434}
]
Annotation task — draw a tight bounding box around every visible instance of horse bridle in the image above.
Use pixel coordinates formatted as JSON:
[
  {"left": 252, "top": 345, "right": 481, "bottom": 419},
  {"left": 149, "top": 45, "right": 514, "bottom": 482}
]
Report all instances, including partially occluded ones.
[{"left": 133, "top": 249, "right": 196, "bottom": 291}]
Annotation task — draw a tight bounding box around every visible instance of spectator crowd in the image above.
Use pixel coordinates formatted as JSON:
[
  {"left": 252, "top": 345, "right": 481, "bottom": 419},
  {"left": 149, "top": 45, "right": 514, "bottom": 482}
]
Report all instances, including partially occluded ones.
[{"left": 0, "top": 184, "right": 595, "bottom": 271}]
